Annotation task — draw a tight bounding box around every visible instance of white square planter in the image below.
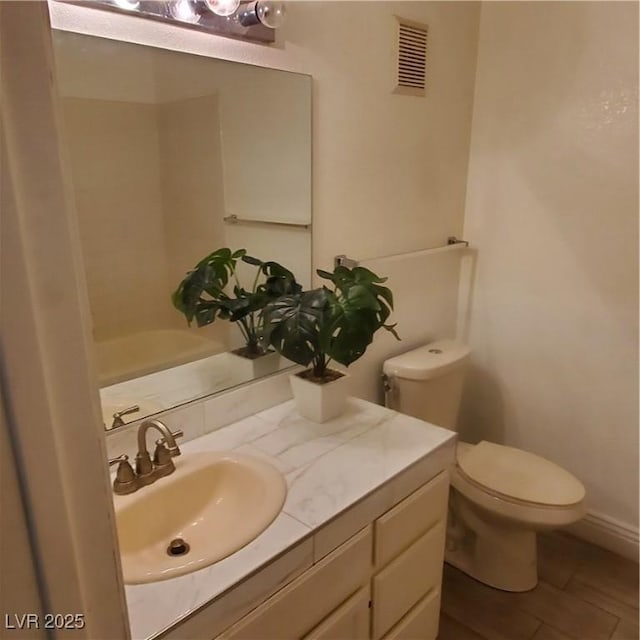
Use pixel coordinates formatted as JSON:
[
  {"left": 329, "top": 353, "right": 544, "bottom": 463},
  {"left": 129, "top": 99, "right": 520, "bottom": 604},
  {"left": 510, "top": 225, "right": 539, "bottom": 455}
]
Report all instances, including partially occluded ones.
[
  {"left": 228, "top": 350, "right": 281, "bottom": 384},
  {"left": 289, "top": 370, "right": 350, "bottom": 423}
]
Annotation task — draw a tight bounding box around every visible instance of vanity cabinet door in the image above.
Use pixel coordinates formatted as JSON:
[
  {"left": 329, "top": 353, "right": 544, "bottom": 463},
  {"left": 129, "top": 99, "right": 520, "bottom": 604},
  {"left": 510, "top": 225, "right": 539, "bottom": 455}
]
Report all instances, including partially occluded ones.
[
  {"left": 371, "top": 519, "right": 446, "bottom": 640},
  {"left": 218, "top": 526, "right": 372, "bottom": 640},
  {"left": 303, "top": 587, "right": 371, "bottom": 640},
  {"left": 382, "top": 589, "right": 440, "bottom": 640},
  {"left": 374, "top": 470, "right": 448, "bottom": 568}
]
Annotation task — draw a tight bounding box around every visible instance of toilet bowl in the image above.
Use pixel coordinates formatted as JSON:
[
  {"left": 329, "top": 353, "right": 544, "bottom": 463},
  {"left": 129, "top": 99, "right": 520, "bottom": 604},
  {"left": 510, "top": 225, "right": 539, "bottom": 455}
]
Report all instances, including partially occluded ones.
[
  {"left": 383, "top": 339, "right": 586, "bottom": 592},
  {"left": 446, "top": 441, "right": 585, "bottom": 591}
]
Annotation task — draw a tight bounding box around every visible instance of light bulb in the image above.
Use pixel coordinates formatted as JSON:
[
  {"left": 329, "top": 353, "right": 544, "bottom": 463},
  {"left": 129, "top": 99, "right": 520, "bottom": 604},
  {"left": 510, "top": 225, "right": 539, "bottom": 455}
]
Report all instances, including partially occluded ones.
[
  {"left": 204, "top": 0, "right": 240, "bottom": 17},
  {"left": 169, "top": 0, "right": 201, "bottom": 23},
  {"left": 112, "top": 0, "right": 140, "bottom": 9},
  {"left": 256, "top": 0, "right": 286, "bottom": 28}
]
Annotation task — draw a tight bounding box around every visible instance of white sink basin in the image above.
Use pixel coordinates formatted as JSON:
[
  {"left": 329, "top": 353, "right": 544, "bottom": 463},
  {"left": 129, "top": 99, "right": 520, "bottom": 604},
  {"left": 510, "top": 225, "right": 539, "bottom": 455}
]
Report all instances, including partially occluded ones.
[{"left": 114, "top": 452, "right": 286, "bottom": 584}]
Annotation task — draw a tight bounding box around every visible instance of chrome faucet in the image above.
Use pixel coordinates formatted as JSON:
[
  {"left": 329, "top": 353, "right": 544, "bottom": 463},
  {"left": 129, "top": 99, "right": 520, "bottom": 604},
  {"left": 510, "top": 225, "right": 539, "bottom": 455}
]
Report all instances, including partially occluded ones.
[{"left": 135, "top": 420, "right": 183, "bottom": 486}]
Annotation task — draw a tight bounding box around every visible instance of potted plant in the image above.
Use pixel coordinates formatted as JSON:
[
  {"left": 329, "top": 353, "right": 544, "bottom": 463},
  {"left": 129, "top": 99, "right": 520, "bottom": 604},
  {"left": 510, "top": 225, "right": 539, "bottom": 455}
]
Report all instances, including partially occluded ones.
[
  {"left": 263, "top": 265, "right": 399, "bottom": 422},
  {"left": 172, "top": 248, "right": 302, "bottom": 380}
]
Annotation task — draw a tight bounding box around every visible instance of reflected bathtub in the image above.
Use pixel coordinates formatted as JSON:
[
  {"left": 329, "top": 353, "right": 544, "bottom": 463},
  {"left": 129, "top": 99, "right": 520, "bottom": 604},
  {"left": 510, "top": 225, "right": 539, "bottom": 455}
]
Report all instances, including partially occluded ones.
[{"left": 95, "top": 329, "right": 225, "bottom": 386}]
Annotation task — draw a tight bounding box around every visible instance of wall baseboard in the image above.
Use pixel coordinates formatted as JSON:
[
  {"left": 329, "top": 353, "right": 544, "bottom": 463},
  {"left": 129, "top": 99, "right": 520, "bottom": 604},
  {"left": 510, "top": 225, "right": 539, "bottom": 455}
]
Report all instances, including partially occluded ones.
[{"left": 567, "top": 510, "right": 639, "bottom": 561}]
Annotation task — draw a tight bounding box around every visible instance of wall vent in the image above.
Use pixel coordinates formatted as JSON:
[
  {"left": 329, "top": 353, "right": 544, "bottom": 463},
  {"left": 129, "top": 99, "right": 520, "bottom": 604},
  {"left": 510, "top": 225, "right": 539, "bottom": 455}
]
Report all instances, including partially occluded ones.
[{"left": 395, "top": 18, "right": 428, "bottom": 97}]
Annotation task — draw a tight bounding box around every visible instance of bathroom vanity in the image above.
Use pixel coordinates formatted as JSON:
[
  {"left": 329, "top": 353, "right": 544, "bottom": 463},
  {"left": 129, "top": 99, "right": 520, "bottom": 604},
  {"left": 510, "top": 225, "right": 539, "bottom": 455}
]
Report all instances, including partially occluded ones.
[{"left": 121, "top": 398, "right": 455, "bottom": 640}]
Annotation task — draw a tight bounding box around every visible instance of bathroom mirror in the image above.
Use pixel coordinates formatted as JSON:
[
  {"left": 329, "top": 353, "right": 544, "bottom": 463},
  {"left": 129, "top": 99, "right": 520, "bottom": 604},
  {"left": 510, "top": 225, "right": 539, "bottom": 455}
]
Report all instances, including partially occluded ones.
[{"left": 52, "top": 31, "right": 311, "bottom": 430}]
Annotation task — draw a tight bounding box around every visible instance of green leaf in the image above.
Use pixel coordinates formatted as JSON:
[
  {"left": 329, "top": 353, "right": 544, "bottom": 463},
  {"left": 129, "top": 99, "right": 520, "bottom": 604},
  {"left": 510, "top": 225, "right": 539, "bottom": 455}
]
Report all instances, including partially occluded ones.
[
  {"left": 263, "top": 290, "right": 329, "bottom": 367},
  {"left": 316, "top": 269, "right": 334, "bottom": 281},
  {"left": 372, "top": 283, "right": 393, "bottom": 309},
  {"left": 351, "top": 266, "right": 387, "bottom": 284},
  {"left": 329, "top": 310, "right": 378, "bottom": 366},
  {"left": 242, "top": 254, "right": 263, "bottom": 266},
  {"left": 344, "top": 284, "right": 380, "bottom": 311},
  {"left": 384, "top": 323, "right": 401, "bottom": 340},
  {"left": 193, "top": 301, "right": 220, "bottom": 327},
  {"left": 173, "top": 248, "right": 302, "bottom": 352},
  {"left": 260, "top": 262, "right": 302, "bottom": 298}
]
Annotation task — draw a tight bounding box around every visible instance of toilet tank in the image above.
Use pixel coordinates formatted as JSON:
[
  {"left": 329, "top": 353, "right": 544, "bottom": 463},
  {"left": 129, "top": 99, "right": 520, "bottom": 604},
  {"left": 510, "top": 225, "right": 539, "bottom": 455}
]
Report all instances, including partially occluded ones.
[{"left": 382, "top": 339, "right": 471, "bottom": 431}]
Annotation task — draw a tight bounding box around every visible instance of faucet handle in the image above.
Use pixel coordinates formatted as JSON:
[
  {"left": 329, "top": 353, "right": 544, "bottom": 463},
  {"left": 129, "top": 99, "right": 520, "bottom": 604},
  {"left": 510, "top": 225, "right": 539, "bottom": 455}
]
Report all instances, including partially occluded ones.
[
  {"left": 153, "top": 439, "right": 172, "bottom": 465},
  {"left": 153, "top": 439, "right": 176, "bottom": 478},
  {"left": 111, "top": 405, "right": 140, "bottom": 429},
  {"left": 160, "top": 429, "right": 183, "bottom": 457},
  {"left": 108, "top": 454, "right": 129, "bottom": 466},
  {"left": 108, "top": 454, "right": 138, "bottom": 495},
  {"left": 118, "top": 404, "right": 140, "bottom": 415}
]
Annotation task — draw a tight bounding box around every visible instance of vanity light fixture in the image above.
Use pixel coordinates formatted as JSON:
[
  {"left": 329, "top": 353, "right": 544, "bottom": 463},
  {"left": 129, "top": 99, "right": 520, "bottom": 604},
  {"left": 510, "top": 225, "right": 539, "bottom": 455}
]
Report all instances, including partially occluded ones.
[
  {"left": 54, "top": 0, "right": 283, "bottom": 44},
  {"left": 112, "top": 0, "right": 140, "bottom": 9},
  {"left": 237, "top": 1, "right": 286, "bottom": 28},
  {"left": 168, "top": 0, "right": 202, "bottom": 24},
  {"left": 204, "top": 0, "right": 241, "bottom": 17}
]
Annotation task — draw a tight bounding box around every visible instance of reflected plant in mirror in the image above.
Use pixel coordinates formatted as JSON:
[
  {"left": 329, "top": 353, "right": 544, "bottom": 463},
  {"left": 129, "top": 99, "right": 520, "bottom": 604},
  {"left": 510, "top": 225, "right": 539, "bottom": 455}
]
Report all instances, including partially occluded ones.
[{"left": 172, "top": 247, "right": 301, "bottom": 359}]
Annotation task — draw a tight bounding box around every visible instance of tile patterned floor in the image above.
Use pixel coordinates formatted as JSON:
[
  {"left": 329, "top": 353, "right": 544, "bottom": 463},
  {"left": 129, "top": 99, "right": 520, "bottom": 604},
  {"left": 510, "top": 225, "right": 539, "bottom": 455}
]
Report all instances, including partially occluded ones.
[{"left": 439, "top": 532, "right": 639, "bottom": 640}]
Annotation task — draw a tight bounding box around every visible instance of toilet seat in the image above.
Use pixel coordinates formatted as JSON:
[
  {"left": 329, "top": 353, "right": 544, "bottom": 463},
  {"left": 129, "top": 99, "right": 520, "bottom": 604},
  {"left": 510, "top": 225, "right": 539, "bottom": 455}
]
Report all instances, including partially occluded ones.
[{"left": 456, "top": 441, "right": 585, "bottom": 508}]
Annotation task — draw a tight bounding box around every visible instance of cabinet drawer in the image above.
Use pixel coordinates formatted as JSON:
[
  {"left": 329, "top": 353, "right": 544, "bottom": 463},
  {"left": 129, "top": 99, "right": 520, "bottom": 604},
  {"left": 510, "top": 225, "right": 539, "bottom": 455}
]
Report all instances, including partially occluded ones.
[
  {"left": 371, "top": 519, "right": 446, "bottom": 640},
  {"left": 382, "top": 589, "right": 440, "bottom": 640},
  {"left": 303, "top": 587, "right": 370, "bottom": 640},
  {"left": 219, "top": 526, "right": 373, "bottom": 640},
  {"left": 374, "top": 470, "right": 448, "bottom": 568}
]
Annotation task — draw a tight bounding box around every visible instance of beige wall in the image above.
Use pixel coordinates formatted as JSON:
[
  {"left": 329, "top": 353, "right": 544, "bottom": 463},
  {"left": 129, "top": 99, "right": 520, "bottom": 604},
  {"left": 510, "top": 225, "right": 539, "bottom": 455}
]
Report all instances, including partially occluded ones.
[
  {"left": 296, "top": 2, "right": 480, "bottom": 271},
  {"left": 61, "top": 93, "right": 231, "bottom": 346},
  {"left": 62, "top": 98, "right": 171, "bottom": 341},
  {"left": 50, "top": 0, "right": 481, "bottom": 401},
  {"left": 218, "top": 65, "right": 311, "bottom": 225},
  {"left": 158, "top": 94, "right": 228, "bottom": 346},
  {"left": 459, "top": 2, "right": 639, "bottom": 532}
]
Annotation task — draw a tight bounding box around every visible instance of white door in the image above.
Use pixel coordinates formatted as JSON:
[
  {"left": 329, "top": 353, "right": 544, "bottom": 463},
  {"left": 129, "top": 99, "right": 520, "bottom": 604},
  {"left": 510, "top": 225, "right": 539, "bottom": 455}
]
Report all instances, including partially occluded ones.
[{"left": 0, "top": 2, "right": 129, "bottom": 637}]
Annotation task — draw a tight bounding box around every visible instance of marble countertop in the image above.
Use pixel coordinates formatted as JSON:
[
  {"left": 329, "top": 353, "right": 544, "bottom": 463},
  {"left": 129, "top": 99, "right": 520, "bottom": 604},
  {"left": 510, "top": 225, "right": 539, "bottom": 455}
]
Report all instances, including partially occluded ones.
[{"left": 124, "top": 397, "right": 456, "bottom": 639}]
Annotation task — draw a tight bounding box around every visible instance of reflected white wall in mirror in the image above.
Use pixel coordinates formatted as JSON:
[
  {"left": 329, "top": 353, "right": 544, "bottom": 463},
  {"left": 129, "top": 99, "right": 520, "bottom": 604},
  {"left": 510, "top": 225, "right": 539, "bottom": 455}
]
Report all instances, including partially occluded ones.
[{"left": 52, "top": 31, "right": 311, "bottom": 429}]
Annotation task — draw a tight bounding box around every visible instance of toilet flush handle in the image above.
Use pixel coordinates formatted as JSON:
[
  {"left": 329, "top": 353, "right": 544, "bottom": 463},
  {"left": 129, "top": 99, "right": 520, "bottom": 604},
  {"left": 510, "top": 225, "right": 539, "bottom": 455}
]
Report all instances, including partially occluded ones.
[{"left": 382, "top": 373, "right": 396, "bottom": 409}]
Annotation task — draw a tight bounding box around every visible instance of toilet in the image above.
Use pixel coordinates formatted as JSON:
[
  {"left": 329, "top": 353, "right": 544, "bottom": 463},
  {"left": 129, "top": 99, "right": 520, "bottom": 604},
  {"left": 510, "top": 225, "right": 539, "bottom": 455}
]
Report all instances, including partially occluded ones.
[{"left": 382, "top": 339, "right": 586, "bottom": 592}]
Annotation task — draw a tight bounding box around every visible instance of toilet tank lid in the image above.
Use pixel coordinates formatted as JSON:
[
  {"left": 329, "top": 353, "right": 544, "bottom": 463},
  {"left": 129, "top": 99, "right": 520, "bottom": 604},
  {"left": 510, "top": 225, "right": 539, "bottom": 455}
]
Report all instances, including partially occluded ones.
[{"left": 383, "top": 339, "right": 471, "bottom": 381}]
